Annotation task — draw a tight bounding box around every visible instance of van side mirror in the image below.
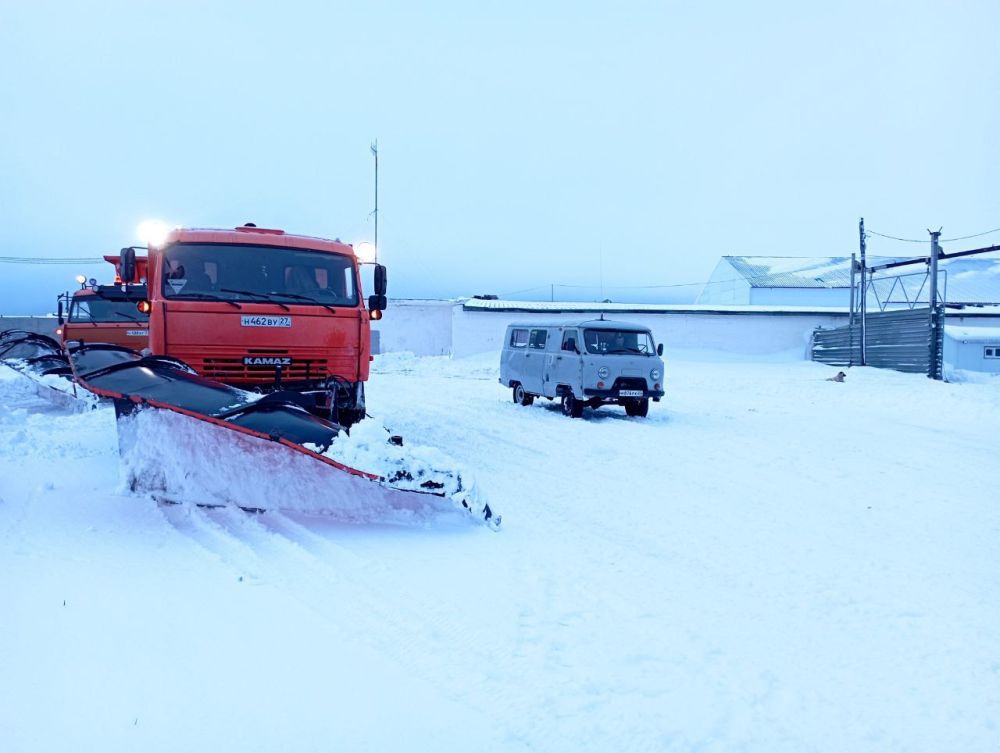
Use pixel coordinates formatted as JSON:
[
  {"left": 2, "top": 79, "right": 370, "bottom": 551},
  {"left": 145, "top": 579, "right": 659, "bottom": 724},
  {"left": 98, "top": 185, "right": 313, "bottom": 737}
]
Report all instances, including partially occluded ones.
[
  {"left": 120, "top": 246, "right": 137, "bottom": 284},
  {"left": 374, "top": 264, "right": 387, "bottom": 296},
  {"left": 368, "top": 294, "right": 387, "bottom": 311},
  {"left": 657, "top": 343, "right": 663, "bottom": 356},
  {"left": 564, "top": 337, "right": 577, "bottom": 353}
]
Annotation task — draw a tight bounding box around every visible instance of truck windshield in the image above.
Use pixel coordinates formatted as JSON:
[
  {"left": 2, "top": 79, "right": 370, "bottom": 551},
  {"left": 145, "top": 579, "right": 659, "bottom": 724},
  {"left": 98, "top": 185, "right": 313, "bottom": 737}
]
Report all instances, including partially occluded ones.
[
  {"left": 69, "top": 298, "right": 148, "bottom": 323},
  {"left": 160, "top": 243, "right": 359, "bottom": 307},
  {"left": 583, "top": 328, "right": 655, "bottom": 355}
]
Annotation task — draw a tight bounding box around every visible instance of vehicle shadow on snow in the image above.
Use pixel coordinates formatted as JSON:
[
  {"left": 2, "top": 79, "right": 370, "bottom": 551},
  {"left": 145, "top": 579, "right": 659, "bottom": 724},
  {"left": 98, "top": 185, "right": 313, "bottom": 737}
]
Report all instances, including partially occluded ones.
[{"left": 523, "top": 399, "right": 670, "bottom": 424}]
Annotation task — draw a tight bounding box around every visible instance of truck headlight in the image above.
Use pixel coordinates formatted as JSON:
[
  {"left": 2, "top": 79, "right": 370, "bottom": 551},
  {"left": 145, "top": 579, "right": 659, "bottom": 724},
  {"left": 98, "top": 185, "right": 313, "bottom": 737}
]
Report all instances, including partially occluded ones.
[
  {"left": 598, "top": 366, "right": 609, "bottom": 379},
  {"left": 650, "top": 368, "right": 661, "bottom": 380}
]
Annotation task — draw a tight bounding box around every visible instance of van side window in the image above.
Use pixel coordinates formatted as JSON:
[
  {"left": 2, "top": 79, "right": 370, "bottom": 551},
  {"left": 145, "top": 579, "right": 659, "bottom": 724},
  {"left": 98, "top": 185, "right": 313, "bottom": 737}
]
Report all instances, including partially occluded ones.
[
  {"left": 529, "top": 329, "right": 548, "bottom": 349},
  {"left": 510, "top": 328, "right": 529, "bottom": 348},
  {"left": 561, "top": 330, "right": 578, "bottom": 352}
]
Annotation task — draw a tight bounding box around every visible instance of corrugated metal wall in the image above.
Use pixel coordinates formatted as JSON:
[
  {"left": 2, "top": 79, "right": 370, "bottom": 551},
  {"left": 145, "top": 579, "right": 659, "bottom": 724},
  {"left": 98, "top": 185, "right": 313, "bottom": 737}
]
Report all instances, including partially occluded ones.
[{"left": 811, "top": 307, "right": 944, "bottom": 378}]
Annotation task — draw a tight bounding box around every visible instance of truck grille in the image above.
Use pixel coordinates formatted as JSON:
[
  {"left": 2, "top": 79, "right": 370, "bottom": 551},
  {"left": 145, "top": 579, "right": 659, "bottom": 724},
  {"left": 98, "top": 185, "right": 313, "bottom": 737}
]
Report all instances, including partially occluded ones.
[{"left": 199, "top": 356, "right": 322, "bottom": 383}]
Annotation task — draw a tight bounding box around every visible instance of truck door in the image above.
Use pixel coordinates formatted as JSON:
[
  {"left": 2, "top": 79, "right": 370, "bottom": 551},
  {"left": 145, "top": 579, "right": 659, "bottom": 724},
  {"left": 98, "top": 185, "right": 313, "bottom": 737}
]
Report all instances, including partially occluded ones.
[
  {"left": 547, "top": 328, "right": 582, "bottom": 396},
  {"left": 522, "top": 328, "right": 548, "bottom": 394}
]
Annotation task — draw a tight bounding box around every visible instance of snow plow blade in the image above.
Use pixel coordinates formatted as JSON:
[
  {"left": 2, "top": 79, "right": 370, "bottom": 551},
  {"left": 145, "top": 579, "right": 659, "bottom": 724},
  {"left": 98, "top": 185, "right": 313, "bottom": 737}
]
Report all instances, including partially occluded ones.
[
  {"left": 0, "top": 332, "right": 499, "bottom": 528},
  {"left": 0, "top": 330, "right": 95, "bottom": 410}
]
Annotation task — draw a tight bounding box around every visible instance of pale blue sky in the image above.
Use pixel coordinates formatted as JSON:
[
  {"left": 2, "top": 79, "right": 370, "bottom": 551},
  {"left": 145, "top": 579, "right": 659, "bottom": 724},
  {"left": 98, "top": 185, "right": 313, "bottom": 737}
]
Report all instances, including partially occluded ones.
[{"left": 1, "top": 1, "right": 997, "bottom": 313}]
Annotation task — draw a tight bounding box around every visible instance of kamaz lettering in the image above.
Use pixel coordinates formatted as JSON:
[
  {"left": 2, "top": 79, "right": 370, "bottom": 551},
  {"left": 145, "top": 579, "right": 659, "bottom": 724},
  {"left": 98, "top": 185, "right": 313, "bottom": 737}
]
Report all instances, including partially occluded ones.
[{"left": 244, "top": 356, "right": 293, "bottom": 366}]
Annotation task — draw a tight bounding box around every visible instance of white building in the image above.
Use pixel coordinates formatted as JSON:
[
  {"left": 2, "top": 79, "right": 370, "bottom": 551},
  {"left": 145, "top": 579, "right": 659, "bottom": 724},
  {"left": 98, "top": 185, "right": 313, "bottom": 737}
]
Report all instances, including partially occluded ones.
[
  {"left": 696, "top": 255, "right": 1000, "bottom": 308},
  {"left": 943, "top": 326, "right": 1000, "bottom": 375}
]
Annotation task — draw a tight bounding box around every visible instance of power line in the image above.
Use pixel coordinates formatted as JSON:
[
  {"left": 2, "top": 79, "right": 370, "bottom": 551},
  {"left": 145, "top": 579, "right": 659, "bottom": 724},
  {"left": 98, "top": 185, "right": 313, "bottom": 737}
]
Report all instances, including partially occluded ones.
[
  {"left": 865, "top": 229, "right": 926, "bottom": 243},
  {"left": 866, "top": 225, "right": 1000, "bottom": 244},
  {"left": 0, "top": 256, "right": 104, "bottom": 264},
  {"left": 941, "top": 226, "right": 1000, "bottom": 242}
]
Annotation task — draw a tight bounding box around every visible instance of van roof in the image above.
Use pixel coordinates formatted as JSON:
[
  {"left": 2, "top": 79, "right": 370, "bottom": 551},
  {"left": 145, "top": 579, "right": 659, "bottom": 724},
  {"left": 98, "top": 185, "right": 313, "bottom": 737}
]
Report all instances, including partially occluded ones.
[{"left": 508, "top": 319, "right": 651, "bottom": 332}]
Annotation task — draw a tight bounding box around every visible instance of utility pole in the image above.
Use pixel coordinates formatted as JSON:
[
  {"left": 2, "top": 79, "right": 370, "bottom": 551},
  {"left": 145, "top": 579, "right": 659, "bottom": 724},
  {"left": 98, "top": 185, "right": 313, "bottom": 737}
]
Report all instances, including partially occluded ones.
[
  {"left": 859, "top": 217, "right": 867, "bottom": 366},
  {"left": 928, "top": 228, "right": 941, "bottom": 310},
  {"left": 370, "top": 140, "right": 379, "bottom": 261},
  {"left": 928, "top": 228, "right": 942, "bottom": 379},
  {"left": 849, "top": 252, "right": 857, "bottom": 328}
]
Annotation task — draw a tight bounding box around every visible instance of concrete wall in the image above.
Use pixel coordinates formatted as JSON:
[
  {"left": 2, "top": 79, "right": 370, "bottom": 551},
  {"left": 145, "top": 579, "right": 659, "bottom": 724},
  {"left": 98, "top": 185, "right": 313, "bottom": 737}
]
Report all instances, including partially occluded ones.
[
  {"left": 751, "top": 287, "right": 849, "bottom": 307},
  {"left": 0, "top": 316, "right": 59, "bottom": 337},
  {"left": 371, "top": 299, "right": 453, "bottom": 356},
  {"left": 452, "top": 308, "right": 849, "bottom": 358}
]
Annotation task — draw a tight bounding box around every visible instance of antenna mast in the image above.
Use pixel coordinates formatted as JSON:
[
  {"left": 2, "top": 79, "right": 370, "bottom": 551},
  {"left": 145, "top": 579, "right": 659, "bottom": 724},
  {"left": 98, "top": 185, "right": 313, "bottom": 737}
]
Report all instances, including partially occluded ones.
[{"left": 371, "top": 140, "right": 379, "bottom": 261}]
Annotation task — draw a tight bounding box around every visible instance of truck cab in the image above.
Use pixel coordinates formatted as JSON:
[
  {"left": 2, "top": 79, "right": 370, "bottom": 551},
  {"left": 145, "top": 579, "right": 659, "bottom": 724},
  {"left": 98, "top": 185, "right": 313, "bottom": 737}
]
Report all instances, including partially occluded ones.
[
  {"left": 58, "top": 286, "right": 150, "bottom": 348},
  {"left": 57, "top": 254, "right": 150, "bottom": 348},
  {"left": 131, "top": 224, "right": 386, "bottom": 426}
]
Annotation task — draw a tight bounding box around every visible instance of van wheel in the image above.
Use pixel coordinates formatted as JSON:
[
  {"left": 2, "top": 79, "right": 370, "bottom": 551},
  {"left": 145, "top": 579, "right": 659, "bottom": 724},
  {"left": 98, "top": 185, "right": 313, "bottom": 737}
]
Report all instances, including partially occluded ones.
[
  {"left": 561, "top": 394, "right": 584, "bottom": 418},
  {"left": 625, "top": 398, "right": 649, "bottom": 417},
  {"left": 513, "top": 383, "right": 533, "bottom": 406}
]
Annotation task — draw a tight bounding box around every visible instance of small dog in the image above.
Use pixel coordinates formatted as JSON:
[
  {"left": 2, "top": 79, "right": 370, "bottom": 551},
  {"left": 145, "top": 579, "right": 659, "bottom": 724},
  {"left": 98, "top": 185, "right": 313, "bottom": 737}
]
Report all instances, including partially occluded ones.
[{"left": 826, "top": 371, "right": 846, "bottom": 383}]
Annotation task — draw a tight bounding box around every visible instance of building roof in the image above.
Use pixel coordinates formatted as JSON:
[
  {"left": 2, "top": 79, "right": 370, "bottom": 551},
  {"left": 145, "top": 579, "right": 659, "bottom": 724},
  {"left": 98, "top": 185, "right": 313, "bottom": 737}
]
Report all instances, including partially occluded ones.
[
  {"left": 508, "top": 319, "right": 653, "bottom": 331},
  {"left": 943, "top": 326, "right": 1000, "bottom": 342},
  {"left": 939, "top": 258, "right": 1000, "bottom": 305},
  {"left": 462, "top": 298, "right": 848, "bottom": 315},
  {"left": 722, "top": 254, "right": 1000, "bottom": 304},
  {"left": 723, "top": 256, "right": 901, "bottom": 289}
]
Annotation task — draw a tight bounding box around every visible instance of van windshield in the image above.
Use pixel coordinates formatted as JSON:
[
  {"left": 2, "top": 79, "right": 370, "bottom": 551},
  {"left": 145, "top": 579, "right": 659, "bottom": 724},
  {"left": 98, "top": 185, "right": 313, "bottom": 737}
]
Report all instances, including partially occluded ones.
[
  {"left": 160, "top": 243, "right": 359, "bottom": 307},
  {"left": 583, "top": 328, "right": 655, "bottom": 355}
]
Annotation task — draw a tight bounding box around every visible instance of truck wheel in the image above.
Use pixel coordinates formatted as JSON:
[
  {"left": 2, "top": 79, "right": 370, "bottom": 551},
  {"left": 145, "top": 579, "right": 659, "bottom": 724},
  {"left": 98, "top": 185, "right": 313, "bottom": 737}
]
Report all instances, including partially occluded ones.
[
  {"left": 334, "top": 408, "right": 367, "bottom": 428},
  {"left": 625, "top": 398, "right": 649, "bottom": 417},
  {"left": 561, "top": 393, "right": 583, "bottom": 418},
  {"left": 513, "top": 383, "right": 533, "bottom": 406}
]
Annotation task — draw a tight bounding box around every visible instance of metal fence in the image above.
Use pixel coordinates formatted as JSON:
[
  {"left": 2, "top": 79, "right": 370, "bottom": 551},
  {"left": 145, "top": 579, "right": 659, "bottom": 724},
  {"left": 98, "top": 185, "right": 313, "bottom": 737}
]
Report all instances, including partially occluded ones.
[{"left": 812, "top": 306, "right": 944, "bottom": 378}]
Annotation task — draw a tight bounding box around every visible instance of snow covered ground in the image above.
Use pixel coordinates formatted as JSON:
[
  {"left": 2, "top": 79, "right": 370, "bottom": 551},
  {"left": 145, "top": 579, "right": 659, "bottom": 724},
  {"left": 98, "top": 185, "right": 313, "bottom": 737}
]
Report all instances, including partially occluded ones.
[{"left": 1, "top": 350, "right": 998, "bottom": 753}]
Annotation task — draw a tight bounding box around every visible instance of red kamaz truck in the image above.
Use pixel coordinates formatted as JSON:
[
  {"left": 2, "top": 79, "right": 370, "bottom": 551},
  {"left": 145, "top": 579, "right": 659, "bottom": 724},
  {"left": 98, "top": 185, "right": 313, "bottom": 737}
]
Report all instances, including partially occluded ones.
[
  {"left": 120, "top": 224, "right": 387, "bottom": 426},
  {"left": 57, "top": 255, "right": 150, "bottom": 348}
]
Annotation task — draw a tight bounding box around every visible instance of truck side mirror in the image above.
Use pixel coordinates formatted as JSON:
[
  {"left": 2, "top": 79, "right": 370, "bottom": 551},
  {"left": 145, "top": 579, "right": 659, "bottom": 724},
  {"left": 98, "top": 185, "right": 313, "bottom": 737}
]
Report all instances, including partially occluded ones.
[
  {"left": 57, "top": 299, "right": 64, "bottom": 325},
  {"left": 657, "top": 343, "right": 664, "bottom": 356},
  {"left": 374, "top": 264, "right": 387, "bottom": 296},
  {"left": 368, "top": 294, "right": 387, "bottom": 311},
  {"left": 120, "top": 246, "right": 137, "bottom": 285}
]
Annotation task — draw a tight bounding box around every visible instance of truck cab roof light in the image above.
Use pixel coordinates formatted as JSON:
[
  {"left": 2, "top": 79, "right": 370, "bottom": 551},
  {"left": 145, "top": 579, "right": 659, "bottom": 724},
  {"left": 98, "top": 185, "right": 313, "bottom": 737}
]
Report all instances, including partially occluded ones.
[{"left": 235, "top": 225, "right": 285, "bottom": 235}]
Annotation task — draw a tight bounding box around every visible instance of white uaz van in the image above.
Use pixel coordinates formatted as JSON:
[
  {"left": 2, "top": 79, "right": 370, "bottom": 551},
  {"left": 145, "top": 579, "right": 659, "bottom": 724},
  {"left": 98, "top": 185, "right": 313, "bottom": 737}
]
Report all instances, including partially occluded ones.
[{"left": 499, "top": 319, "right": 665, "bottom": 418}]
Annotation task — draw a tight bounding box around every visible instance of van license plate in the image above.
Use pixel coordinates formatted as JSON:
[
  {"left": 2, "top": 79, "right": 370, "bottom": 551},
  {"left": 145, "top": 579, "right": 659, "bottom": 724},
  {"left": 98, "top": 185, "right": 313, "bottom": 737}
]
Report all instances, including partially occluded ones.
[{"left": 619, "top": 389, "right": 643, "bottom": 397}]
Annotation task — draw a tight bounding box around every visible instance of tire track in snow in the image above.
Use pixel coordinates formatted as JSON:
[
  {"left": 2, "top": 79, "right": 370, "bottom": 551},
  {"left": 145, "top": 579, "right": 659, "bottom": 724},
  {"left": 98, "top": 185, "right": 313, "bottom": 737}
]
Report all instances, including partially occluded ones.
[{"left": 157, "top": 502, "right": 535, "bottom": 732}]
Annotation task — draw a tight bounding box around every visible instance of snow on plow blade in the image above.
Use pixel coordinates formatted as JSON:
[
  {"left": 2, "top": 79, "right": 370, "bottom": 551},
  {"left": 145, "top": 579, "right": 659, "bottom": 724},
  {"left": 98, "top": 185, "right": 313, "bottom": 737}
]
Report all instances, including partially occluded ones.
[
  {"left": 0, "top": 331, "right": 499, "bottom": 528},
  {"left": 116, "top": 406, "right": 484, "bottom": 525},
  {"left": 0, "top": 330, "right": 96, "bottom": 411}
]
